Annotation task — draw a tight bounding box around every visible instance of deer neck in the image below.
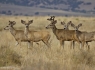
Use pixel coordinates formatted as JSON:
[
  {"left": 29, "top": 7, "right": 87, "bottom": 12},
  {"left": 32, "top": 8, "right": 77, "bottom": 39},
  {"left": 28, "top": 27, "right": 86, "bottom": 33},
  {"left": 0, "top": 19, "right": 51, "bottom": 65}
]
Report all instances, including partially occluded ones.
[
  {"left": 9, "top": 26, "right": 16, "bottom": 36},
  {"left": 52, "top": 25, "right": 57, "bottom": 34},
  {"left": 24, "top": 27, "right": 29, "bottom": 35}
]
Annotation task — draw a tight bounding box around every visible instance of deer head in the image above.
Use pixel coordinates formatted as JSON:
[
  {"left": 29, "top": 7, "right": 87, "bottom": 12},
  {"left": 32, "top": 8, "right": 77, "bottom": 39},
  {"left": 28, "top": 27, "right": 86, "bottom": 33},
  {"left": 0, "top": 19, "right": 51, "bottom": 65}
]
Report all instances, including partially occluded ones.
[
  {"left": 46, "top": 20, "right": 57, "bottom": 29},
  {"left": 71, "top": 23, "right": 82, "bottom": 31},
  {"left": 21, "top": 20, "right": 33, "bottom": 28},
  {"left": 61, "top": 21, "right": 72, "bottom": 30},
  {"left": 4, "top": 21, "right": 16, "bottom": 30},
  {"left": 47, "top": 16, "right": 55, "bottom": 21}
]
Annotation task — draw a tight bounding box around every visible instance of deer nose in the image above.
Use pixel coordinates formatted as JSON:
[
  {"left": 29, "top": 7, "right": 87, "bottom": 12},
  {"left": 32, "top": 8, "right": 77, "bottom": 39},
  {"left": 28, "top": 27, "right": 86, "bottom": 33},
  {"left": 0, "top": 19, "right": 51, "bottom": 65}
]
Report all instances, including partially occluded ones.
[
  {"left": 4, "top": 28, "right": 6, "bottom": 30},
  {"left": 46, "top": 27, "right": 48, "bottom": 29},
  {"left": 26, "top": 26, "right": 28, "bottom": 28}
]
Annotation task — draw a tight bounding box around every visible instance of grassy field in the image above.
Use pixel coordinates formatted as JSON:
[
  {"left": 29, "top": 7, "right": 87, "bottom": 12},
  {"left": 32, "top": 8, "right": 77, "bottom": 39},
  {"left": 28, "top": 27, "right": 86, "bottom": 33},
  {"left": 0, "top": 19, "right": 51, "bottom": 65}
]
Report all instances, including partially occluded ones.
[{"left": 0, "top": 16, "right": 95, "bottom": 70}]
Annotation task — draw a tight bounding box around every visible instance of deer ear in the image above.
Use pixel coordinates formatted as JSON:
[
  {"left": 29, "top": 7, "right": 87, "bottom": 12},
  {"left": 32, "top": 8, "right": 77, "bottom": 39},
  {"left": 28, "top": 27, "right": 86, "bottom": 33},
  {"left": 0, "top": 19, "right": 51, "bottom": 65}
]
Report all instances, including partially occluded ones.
[
  {"left": 52, "top": 16, "right": 55, "bottom": 18},
  {"left": 78, "top": 23, "right": 82, "bottom": 27},
  {"left": 13, "top": 21, "right": 16, "bottom": 25},
  {"left": 71, "top": 23, "right": 75, "bottom": 28},
  {"left": 9, "top": 20, "right": 11, "bottom": 23},
  {"left": 61, "top": 21, "right": 65, "bottom": 25},
  {"left": 67, "top": 21, "right": 72, "bottom": 26},
  {"left": 77, "top": 23, "right": 82, "bottom": 29},
  {"left": 21, "top": 20, "right": 25, "bottom": 24}
]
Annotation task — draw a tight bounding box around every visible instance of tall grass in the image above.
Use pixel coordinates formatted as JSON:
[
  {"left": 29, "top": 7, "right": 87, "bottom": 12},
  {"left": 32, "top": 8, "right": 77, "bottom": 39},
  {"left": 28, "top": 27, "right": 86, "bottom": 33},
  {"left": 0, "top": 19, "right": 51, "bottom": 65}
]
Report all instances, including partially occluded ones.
[
  {"left": 0, "top": 16, "right": 95, "bottom": 70},
  {"left": 0, "top": 45, "right": 21, "bottom": 67}
]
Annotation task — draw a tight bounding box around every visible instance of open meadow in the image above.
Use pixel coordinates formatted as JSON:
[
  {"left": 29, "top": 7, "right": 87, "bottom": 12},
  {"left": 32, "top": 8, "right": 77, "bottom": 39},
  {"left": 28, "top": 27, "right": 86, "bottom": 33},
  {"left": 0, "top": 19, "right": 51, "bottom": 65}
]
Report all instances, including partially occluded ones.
[{"left": 0, "top": 16, "right": 95, "bottom": 70}]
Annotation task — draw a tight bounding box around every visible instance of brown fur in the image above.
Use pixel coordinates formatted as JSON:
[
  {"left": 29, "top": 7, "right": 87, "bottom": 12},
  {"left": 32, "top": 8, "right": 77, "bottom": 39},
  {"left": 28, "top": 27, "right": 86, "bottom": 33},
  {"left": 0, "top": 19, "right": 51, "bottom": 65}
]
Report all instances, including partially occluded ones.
[
  {"left": 4, "top": 21, "right": 30, "bottom": 46},
  {"left": 46, "top": 19, "right": 80, "bottom": 49},
  {"left": 21, "top": 20, "right": 51, "bottom": 48},
  {"left": 71, "top": 23, "right": 95, "bottom": 49}
]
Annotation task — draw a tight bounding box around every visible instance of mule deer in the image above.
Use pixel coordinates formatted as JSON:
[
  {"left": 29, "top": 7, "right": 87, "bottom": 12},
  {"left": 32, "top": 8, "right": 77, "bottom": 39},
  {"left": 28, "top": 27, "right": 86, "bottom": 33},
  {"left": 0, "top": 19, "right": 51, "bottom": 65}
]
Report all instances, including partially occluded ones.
[
  {"left": 61, "top": 21, "right": 76, "bottom": 49},
  {"left": 47, "top": 16, "right": 55, "bottom": 21},
  {"left": 21, "top": 20, "right": 51, "bottom": 48},
  {"left": 71, "top": 23, "right": 95, "bottom": 49},
  {"left": 46, "top": 18, "right": 80, "bottom": 49},
  {"left": 4, "top": 21, "right": 30, "bottom": 47},
  {"left": 61, "top": 21, "right": 72, "bottom": 30}
]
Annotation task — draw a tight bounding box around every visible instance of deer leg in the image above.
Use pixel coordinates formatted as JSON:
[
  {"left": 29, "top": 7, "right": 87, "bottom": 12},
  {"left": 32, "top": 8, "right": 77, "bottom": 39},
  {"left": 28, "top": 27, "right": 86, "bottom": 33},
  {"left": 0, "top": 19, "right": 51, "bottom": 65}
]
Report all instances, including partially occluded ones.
[
  {"left": 59, "top": 40, "right": 63, "bottom": 49},
  {"left": 80, "top": 42, "right": 82, "bottom": 49},
  {"left": 70, "top": 41, "right": 72, "bottom": 49},
  {"left": 15, "top": 41, "right": 19, "bottom": 46},
  {"left": 15, "top": 40, "right": 21, "bottom": 47},
  {"left": 28, "top": 41, "right": 33, "bottom": 50},
  {"left": 70, "top": 41, "right": 75, "bottom": 49},
  {"left": 27, "top": 41, "right": 31, "bottom": 48},
  {"left": 62, "top": 41, "right": 64, "bottom": 49},
  {"left": 86, "top": 42, "right": 90, "bottom": 50},
  {"left": 31, "top": 41, "right": 33, "bottom": 48},
  {"left": 81, "top": 41, "right": 85, "bottom": 49},
  {"left": 42, "top": 40, "right": 50, "bottom": 48},
  {"left": 72, "top": 41, "right": 75, "bottom": 49}
]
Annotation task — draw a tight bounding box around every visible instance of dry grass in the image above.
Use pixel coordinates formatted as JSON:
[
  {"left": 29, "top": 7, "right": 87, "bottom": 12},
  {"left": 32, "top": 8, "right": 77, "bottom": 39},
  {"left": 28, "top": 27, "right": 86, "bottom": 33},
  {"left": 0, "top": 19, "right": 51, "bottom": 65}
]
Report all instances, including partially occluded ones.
[{"left": 0, "top": 16, "right": 95, "bottom": 70}]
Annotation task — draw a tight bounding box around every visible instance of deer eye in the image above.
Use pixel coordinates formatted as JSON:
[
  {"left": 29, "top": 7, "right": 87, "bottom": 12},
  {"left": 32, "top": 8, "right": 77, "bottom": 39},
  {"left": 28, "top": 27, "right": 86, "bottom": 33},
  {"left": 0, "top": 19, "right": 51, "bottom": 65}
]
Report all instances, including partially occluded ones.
[{"left": 50, "top": 25, "right": 52, "bottom": 26}]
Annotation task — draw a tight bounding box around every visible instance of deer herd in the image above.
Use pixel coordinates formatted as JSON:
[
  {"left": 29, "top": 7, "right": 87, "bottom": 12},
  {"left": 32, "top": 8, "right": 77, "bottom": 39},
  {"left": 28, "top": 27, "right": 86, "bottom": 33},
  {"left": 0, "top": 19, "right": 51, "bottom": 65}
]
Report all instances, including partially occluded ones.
[{"left": 4, "top": 16, "right": 95, "bottom": 50}]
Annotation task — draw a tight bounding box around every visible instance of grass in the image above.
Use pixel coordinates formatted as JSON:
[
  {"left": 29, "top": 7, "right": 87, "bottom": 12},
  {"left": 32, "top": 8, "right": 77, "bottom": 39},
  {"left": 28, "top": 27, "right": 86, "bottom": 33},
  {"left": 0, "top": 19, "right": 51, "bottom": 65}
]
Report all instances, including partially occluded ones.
[
  {"left": 0, "top": 45, "right": 21, "bottom": 67},
  {"left": 0, "top": 16, "right": 95, "bottom": 70}
]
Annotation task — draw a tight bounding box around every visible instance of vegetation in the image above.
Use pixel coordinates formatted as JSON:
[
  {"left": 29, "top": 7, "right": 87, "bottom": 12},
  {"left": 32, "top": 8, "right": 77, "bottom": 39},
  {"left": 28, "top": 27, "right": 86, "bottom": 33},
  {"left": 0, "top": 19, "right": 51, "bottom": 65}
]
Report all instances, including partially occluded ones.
[
  {"left": 0, "top": 0, "right": 95, "bottom": 13},
  {"left": 0, "top": 16, "right": 95, "bottom": 70},
  {"left": 0, "top": 45, "right": 21, "bottom": 67}
]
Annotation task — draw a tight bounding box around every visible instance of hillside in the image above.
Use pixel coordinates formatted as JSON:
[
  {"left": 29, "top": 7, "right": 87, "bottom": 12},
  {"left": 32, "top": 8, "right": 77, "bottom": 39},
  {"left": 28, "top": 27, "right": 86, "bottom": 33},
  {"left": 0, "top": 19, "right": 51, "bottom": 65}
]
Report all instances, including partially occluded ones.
[
  {"left": 0, "top": 0, "right": 95, "bottom": 16},
  {"left": 0, "top": 4, "right": 95, "bottom": 16},
  {"left": 0, "top": 0, "right": 95, "bottom": 13}
]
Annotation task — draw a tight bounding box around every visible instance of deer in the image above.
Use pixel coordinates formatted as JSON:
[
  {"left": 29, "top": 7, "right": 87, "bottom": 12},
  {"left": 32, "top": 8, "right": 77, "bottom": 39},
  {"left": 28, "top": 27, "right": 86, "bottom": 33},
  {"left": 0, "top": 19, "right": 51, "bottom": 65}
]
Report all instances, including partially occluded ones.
[
  {"left": 48, "top": 16, "right": 76, "bottom": 49},
  {"left": 71, "top": 23, "right": 95, "bottom": 49},
  {"left": 61, "top": 21, "right": 77, "bottom": 49},
  {"left": 4, "top": 21, "right": 31, "bottom": 48},
  {"left": 61, "top": 21, "right": 72, "bottom": 30},
  {"left": 46, "top": 17, "right": 81, "bottom": 49},
  {"left": 21, "top": 19, "right": 51, "bottom": 48}
]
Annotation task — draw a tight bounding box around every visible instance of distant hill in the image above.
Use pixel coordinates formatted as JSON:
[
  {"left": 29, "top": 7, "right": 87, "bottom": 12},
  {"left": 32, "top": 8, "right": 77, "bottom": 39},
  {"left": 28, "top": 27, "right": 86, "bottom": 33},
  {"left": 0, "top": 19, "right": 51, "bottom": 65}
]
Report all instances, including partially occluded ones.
[{"left": 0, "top": 0, "right": 95, "bottom": 16}]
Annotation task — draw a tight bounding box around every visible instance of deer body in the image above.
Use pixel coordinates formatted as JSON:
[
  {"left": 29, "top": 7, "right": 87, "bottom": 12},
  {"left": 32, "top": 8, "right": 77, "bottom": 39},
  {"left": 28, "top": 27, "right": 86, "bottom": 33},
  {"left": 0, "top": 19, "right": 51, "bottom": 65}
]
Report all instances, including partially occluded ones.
[
  {"left": 21, "top": 20, "right": 50, "bottom": 48},
  {"left": 4, "top": 21, "right": 30, "bottom": 46},
  {"left": 71, "top": 23, "right": 95, "bottom": 49},
  {"left": 46, "top": 20, "right": 80, "bottom": 49},
  {"left": 26, "top": 30, "right": 50, "bottom": 42},
  {"left": 10, "top": 29, "right": 27, "bottom": 42}
]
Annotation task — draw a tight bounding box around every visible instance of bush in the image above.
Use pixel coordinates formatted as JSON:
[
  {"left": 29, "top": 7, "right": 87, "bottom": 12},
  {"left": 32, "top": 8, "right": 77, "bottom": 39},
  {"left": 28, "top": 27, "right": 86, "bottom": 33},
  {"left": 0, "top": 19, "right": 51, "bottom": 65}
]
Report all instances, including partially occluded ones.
[
  {"left": 35, "top": 12, "right": 39, "bottom": 15},
  {"left": 0, "top": 45, "right": 22, "bottom": 67},
  {"left": 71, "top": 50, "right": 95, "bottom": 67}
]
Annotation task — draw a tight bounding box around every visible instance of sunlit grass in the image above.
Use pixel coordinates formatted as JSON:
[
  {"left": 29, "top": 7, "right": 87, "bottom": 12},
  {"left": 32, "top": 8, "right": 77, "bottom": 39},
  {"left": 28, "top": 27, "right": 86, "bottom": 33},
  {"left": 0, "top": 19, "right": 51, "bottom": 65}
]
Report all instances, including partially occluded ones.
[{"left": 0, "top": 16, "right": 95, "bottom": 70}]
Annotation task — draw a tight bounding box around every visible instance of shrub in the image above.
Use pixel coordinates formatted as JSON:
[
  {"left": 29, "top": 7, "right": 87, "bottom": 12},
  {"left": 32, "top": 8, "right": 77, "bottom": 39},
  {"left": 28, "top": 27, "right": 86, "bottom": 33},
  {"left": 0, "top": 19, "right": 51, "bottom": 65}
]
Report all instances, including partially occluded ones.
[
  {"left": 71, "top": 50, "right": 95, "bottom": 67},
  {"left": 0, "top": 45, "right": 22, "bottom": 67}
]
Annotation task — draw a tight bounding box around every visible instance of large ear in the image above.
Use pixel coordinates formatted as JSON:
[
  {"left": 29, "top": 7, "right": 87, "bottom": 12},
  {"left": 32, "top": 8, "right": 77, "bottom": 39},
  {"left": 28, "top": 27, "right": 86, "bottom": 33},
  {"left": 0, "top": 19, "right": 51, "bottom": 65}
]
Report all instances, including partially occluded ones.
[
  {"left": 9, "top": 20, "right": 11, "bottom": 23},
  {"left": 47, "top": 17, "right": 51, "bottom": 20},
  {"left": 28, "top": 20, "right": 33, "bottom": 24},
  {"left": 61, "top": 21, "right": 65, "bottom": 25},
  {"left": 21, "top": 20, "right": 25, "bottom": 24},
  {"left": 51, "top": 16, "right": 55, "bottom": 20},
  {"left": 67, "top": 21, "right": 72, "bottom": 26},
  {"left": 78, "top": 23, "right": 82, "bottom": 28},
  {"left": 52, "top": 16, "right": 55, "bottom": 19},
  {"left": 71, "top": 23, "right": 76, "bottom": 28},
  {"left": 12, "top": 21, "right": 16, "bottom": 25}
]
